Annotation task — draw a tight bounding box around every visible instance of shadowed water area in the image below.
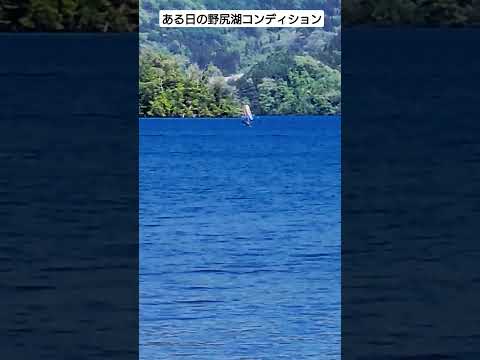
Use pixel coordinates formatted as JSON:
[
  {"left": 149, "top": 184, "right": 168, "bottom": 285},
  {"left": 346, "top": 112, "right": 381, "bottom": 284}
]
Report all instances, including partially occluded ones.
[{"left": 140, "top": 116, "right": 340, "bottom": 359}]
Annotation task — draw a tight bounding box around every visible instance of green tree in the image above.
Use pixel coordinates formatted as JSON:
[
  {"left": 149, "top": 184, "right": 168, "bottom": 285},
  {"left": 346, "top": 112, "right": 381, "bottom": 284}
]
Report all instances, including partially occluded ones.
[
  {"left": 237, "top": 53, "right": 340, "bottom": 115},
  {"left": 0, "top": 0, "right": 138, "bottom": 31},
  {"left": 20, "top": 0, "right": 63, "bottom": 30},
  {"left": 139, "top": 50, "right": 241, "bottom": 117}
]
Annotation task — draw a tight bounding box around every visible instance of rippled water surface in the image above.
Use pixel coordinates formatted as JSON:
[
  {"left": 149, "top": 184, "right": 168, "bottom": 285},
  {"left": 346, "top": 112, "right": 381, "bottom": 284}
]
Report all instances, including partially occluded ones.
[{"left": 140, "top": 116, "right": 340, "bottom": 359}]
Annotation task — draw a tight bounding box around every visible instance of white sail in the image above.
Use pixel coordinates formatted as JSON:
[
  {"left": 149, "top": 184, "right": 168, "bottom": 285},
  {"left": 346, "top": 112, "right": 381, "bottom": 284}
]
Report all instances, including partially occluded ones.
[
  {"left": 243, "top": 104, "right": 253, "bottom": 120},
  {"left": 241, "top": 104, "right": 253, "bottom": 127}
]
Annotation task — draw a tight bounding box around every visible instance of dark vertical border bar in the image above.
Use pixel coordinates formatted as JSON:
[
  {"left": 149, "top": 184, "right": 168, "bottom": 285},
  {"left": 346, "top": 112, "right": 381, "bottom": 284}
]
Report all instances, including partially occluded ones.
[
  {"left": 0, "top": 31, "right": 138, "bottom": 360},
  {"left": 343, "top": 22, "right": 480, "bottom": 360}
]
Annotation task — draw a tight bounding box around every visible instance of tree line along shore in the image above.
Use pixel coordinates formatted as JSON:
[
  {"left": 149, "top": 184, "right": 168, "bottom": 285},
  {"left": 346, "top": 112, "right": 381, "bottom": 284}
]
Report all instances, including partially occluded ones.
[{"left": 139, "top": 49, "right": 341, "bottom": 117}]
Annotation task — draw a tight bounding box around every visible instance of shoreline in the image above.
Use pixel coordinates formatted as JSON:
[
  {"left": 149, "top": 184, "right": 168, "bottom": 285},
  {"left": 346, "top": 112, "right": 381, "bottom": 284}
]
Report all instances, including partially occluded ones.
[{"left": 139, "top": 114, "right": 342, "bottom": 120}]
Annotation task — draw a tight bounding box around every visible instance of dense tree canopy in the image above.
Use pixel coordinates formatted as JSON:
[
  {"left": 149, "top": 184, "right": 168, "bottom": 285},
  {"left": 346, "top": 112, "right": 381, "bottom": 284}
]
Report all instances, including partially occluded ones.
[
  {"left": 343, "top": 0, "right": 480, "bottom": 25},
  {"left": 140, "top": 0, "right": 341, "bottom": 74},
  {"left": 140, "top": 0, "right": 341, "bottom": 116},
  {"left": 139, "top": 49, "right": 341, "bottom": 117},
  {"left": 237, "top": 52, "right": 340, "bottom": 115},
  {"left": 0, "top": 0, "right": 138, "bottom": 31},
  {"left": 139, "top": 50, "right": 241, "bottom": 117}
]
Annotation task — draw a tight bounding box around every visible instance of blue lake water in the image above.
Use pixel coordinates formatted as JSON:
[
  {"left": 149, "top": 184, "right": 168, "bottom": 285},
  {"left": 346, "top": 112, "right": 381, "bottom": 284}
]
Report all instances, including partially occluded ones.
[{"left": 140, "top": 116, "right": 340, "bottom": 359}]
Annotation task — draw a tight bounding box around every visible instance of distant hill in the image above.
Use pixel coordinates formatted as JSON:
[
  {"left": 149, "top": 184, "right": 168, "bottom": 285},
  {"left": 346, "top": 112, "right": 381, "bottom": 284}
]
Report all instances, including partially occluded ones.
[
  {"left": 139, "top": 0, "right": 341, "bottom": 116},
  {"left": 140, "top": 0, "right": 341, "bottom": 74}
]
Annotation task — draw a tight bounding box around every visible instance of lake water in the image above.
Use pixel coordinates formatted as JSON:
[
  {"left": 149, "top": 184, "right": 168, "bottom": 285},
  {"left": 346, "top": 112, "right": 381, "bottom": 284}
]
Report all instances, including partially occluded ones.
[{"left": 140, "top": 116, "right": 340, "bottom": 359}]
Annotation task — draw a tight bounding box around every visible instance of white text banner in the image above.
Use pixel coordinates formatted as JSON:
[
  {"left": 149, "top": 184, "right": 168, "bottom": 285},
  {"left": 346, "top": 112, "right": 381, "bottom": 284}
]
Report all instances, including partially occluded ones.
[{"left": 159, "top": 10, "right": 325, "bottom": 28}]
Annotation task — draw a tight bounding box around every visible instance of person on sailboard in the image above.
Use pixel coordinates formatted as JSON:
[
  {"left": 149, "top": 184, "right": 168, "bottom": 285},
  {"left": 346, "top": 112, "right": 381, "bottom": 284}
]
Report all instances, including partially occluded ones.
[{"left": 241, "top": 104, "right": 253, "bottom": 127}]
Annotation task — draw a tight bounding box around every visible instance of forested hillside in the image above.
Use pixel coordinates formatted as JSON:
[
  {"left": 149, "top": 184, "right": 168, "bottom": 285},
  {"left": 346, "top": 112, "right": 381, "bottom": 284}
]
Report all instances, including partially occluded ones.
[
  {"left": 139, "top": 50, "right": 240, "bottom": 117},
  {"left": 141, "top": 0, "right": 341, "bottom": 73},
  {"left": 237, "top": 52, "right": 340, "bottom": 115},
  {"left": 343, "top": 0, "right": 480, "bottom": 25},
  {"left": 140, "top": 0, "right": 341, "bottom": 116},
  {"left": 0, "top": 0, "right": 137, "bottom": 31}
]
